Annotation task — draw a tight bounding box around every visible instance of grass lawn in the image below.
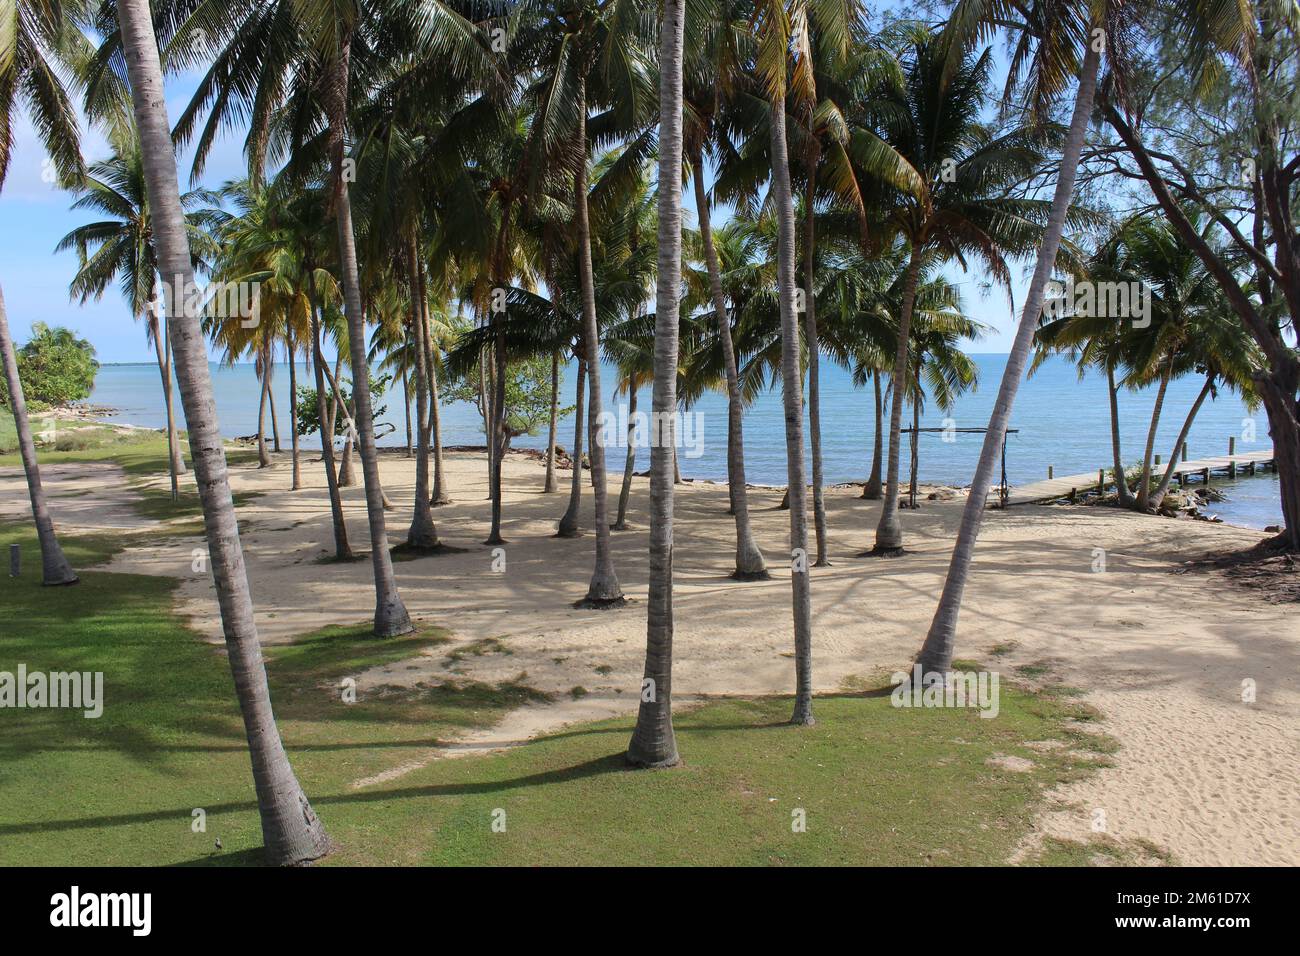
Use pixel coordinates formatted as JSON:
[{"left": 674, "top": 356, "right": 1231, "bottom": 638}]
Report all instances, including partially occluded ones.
[{"left": 0, "top": 505, "right": 1118, "bottom": 865}]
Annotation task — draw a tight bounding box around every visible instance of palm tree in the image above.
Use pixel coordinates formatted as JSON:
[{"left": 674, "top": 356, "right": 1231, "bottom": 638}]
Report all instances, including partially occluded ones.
[
  {"left": 627, "top": 0, "right": 685, "bottom": 768},
  {"left": 517, "top": 0, "right": 659, "bottom": 605},
  {"left": 682, "top": 0, "right": 769, "bottom": 579},
  {"left": 0, "top": 0, "right": 86, "bottom": 584},
  {"left": 58, "top": 139, "right": 215, "bottom": 497},
  {"left": 114, "top": 0, "right": 329, "bottom": 864},
  {"left": 856, "top": 28, "right": 1057, "bottom": 555},
  {"left": 915, "top": 0, "right": 1113, "bottom": 673},
  {"left": 171, "top": 0, "right": 495, "bottom": 635},
  {"left": 752, "top": 0, "right": 817, "bottom": 725},
  {"left": 0, "top": 291, "right": 79, "bottom": 586}
]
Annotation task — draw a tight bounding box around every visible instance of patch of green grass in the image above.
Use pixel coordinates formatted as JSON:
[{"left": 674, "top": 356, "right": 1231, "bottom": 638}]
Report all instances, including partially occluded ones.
[
  {"left": 445, "top": 636, "right": 512, "bottom": 667},
  {"left": 1029, "top": 836, "right": 1174, "bottom": 866},
  {"left": 0, "top": 518, "right": 1114, "bottom": 868},
  {"left": 0, "top": 519, "right": 546, "bottom": 866}
]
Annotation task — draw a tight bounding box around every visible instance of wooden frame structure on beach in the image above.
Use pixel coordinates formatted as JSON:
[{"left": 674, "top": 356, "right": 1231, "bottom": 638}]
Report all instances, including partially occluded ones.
[{"left": 900, "top": 426, "right": 1018, "bottom": 509}]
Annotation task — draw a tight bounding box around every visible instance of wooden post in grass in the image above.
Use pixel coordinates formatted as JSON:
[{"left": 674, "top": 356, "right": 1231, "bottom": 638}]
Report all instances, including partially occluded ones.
[{"left": 9, "top": 544, "right": 18, "bottom": 577}]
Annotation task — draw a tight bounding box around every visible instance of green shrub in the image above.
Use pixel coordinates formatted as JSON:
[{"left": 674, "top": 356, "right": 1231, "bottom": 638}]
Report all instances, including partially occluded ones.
[
  {"left": 0, "top": 408, "right": 16, "bottom": 454},
  {"left": 0, "top": 323, "right": 98, "bottom": 408}
]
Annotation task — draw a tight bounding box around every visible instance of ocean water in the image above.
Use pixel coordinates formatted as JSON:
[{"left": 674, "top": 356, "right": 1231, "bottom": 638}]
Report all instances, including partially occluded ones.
[{"left": 89, "top": 353, "right": 1283, "bottom": 530}]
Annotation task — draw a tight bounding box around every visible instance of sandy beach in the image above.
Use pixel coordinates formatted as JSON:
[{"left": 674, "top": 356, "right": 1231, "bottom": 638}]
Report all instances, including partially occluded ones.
[{"left": 3, "top": 444, "right": 1296, "bottom": 866}]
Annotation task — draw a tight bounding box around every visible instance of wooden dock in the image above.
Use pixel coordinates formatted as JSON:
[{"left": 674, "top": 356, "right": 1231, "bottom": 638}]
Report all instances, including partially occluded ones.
[{"left": 1001, "top": 447, "right": 1276, "bottom": 507}]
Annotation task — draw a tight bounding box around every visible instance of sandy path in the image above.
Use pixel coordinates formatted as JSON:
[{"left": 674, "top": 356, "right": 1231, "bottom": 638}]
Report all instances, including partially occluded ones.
[
  {"left": 0, "top": 461, "right": 148, "bottom": 531},
  {"left": 66, "top": 448, "right": 1299, "bottom": 865}
]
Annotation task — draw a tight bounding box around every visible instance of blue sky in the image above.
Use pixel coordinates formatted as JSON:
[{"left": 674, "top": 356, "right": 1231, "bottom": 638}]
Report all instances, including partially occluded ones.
[{"left": 0, "top": 11, "right": 1035, "bottom": 364}]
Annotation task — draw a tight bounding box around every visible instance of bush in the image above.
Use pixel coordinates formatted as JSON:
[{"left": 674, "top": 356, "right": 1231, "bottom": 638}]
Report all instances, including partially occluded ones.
[
  {"left": 0, "top": 408, "right": 16, "bottom": 454},
  {"left": 0, "top": 323, "right": 98, "bottom": 408}
]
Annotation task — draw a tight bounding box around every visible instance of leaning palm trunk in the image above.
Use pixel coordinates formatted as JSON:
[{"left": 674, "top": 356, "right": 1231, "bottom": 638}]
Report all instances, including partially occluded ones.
[
  {"left": 323, "top": 40, "right": 412, "bottom": 637},
  {"left": 1136, "top": 364, "right": 1170, "bottom": 511},
  {"left": 692, "top": 158, "right": 767, "bottom": 578},
  {"left": 1150, "top": 373, "right": 1214, "bottom": 509},
  {"left": 406, "top": 240, "right": 438, "bottom": 549},
  {"left": 614, "top": 383, "right": 637, "bottom": 530},
  {"left": 872, "top": 248, "right": 923, "bottom": 553},
  {"left": 287, "top": 328, "right": 301, "bottom": 490},
  {"left": 862, "top": 371, "right": 884, "bottom": 499},
  {"left": 149, "top": 312, "right": 182, "bottom": 499},
  {"left": 1107, "top": 365, "right": 1134, "bottom": 507},
  {"left": 803, "top": 166, "right": 828, "bottom": 566},
  {"left": 557, "top": 356, "right": 586, "bottom": 536},
  {"left": 627, "top": 0, "right": 685, "bottom": 767},
  {"left": 268, "top": 357, "right": 281, "bottom": 452},
  {"left": 307, "top": 275, "right": 351, "bottom": 559},
  {"left": 573, "top": 80, "right": 623, "bottom": 605},
  {"left": 0, "top": 285, "right": 77, "bottom": 586},
  {"left": 423, "top": 277, "right": 449, "bottom": 506},
  {"left": 769, "top": 99, "right": 815, "bottom": 726},
  {"left": 402, "top": 368, "right": 412, "bottom": 457},
  {"left": 116, "top": 0, "right": 329, "bottom": 863},
  {"left": 544, "top": 350, "right": 559, "bottom": 493},
  {"left": 915, "top": 40, "right": 1102, "bottom": 675},
  {"left": 256, "top": 340, "right": 272, "bottom": 467}
]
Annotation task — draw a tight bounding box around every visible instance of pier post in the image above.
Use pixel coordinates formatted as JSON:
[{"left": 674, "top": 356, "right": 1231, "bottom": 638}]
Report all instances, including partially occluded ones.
[
  {"left": 1228, "top": 437, "right": 1237, "bottom": 478},
  {"left": 1182, "top": 442, "right": 1189, "bottom": 462},
  {"left": 1047, "top": 465, "right": 1053, "bottom": 479},
  {"left": 1097, "top": 469, "right": 1104, "bottom": 495}
]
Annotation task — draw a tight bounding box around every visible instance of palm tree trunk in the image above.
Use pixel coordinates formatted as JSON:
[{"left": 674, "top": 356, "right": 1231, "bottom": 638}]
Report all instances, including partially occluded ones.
[
  {"left": 402, "top": 368, "right": 412, "bottom": 457},
  {"left": 0, "top": 285, "right": 78, "bottom": 586},
  {"left": 908, "top": 385, "right": 919, "bottom": 507},
  {"left": 862, "top": 371, "right": 883, "bottom": 499},
  {"left": 1151, "top": 373, "right": 1214, "bottom": 508},
  {"left": 627, "top": 0, "right": 684, "bottom": 766},
  {"left": 324, "top": 37, "right": 411, "bottom": 636},
  {"left": 486, "top": 321, "right": 507, "bottom": 545},
  {"left": 308, "top": 293, "right": 351, "bottom": 560},
  {"left": 873, "top": 247, "right": 922, "bottom": 553},
  {"left": 256, "top": 339, "right": 271, "bottom": 468},
  {"left": 287, "top": 328, "right": 301, "bottom": 491},
  {"left": 692, "top": 156, "right": 767, "bottom": 578},
  {"left": 268, "top": 354, "right": 281, "bottom": 452},
  {"left": 406, "top": 237, "right": 438, "bottom": 549},
  {"left": 422, "top": 268, "right": 449, "bottom": 506},
  {"left": 149, "top": 312, "right": 181, "bottom": 500},
  {"left": 915, "top": 39, "right": 1102, "bottom": 676},
  {"left": 557, "top": 356, "right": 586, "bottom": 537},
  {"left": 115, "top": 0, "right": 329, "bottom": 864},
  {"left": 614, "top": 383, "right": 637, "bottom": 530},
  {"left": 769, "top": 98, "right": 815, "bottom": 726},
  {"left": 573, "top": 78, "right": 622, "bottom": 605},
  {"left": 1108, "top": 364, "right": 1134, "bottom": 507},
  {"left": 803, "top": 155, "right": 828, "bottom": 566},
  {"left": 1136, "top": 364, "right": 1170, "bottom": 511},
  {"left": 544, "top": 350, "right": 559, "bottom": 493}
]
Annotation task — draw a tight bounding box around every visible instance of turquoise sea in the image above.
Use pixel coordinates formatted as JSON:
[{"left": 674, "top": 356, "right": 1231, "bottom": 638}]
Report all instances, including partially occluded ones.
[{"left": 88, "top": 352, "right": 1283, "bottom": 531}]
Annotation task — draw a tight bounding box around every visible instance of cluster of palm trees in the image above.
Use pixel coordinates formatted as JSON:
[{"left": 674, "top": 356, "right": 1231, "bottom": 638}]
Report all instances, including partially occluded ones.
[{"left": 1, "top": 0, "right": 1289, "bottom": 863}]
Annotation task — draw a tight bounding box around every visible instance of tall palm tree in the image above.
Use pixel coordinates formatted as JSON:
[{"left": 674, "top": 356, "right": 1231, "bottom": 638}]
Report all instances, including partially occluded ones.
[
  {"left": 114, "top": 0, "right": 329, "bottom": 864},
  {"left": 171, "top": 0, "right": 500, "bottom": 635},
  {"left": 683, "top": 0, "right": 768, "bottom": 579},
  {"left": 58, "top": 139, "right": 215, "bottom": 497},
  {"left": 627, "top": 0, "right": 685, "bottom": 768},
  {"left": 0, "top": 291, "right": 79, "bottom": 586},
  {"left": 855, "top": 29, "right": 1057, "bottom": 555},
  {"left": 0, "top": 0, "right": 86, "bottom": 584},
  {"left": 915, "top": 0, "right": 1115, "bottom": 673},
  {"left": 753, "top": 0, "right": 817, "bottom": 725}
]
